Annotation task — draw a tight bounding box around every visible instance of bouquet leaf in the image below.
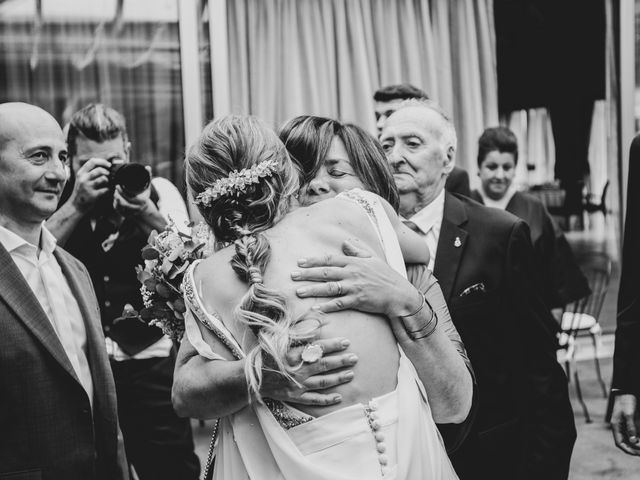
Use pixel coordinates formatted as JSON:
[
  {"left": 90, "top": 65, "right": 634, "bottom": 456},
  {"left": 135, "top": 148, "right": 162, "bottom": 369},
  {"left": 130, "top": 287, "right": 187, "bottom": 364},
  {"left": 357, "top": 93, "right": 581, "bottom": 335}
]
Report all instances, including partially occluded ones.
[
  {"left": 125, "top": 220, "right": 212, "bottom": 341},
  {"left": 142, "top": 246, "right": 160, "bottom": 260}
]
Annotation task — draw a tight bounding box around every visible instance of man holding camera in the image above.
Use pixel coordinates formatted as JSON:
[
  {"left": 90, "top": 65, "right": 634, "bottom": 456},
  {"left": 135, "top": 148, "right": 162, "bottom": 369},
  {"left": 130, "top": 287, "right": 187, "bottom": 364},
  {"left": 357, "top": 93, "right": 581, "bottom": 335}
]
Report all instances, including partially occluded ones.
[{"left": 47, "top": 103, "right": 199, "bottom": 480}]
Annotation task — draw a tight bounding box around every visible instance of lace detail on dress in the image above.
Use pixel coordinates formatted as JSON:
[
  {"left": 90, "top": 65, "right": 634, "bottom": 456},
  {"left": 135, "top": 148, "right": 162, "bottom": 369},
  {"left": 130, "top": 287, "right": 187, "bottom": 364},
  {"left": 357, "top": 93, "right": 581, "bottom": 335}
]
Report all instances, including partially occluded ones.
[
  {"left": 338, "top": 188, "right": 377, "bottom": 219},
  {"left": 183, "top": 261, "right": 313, "bottom": 430},
  {"left": 264, "top": 399, "right": 314, "bottom": 429}
]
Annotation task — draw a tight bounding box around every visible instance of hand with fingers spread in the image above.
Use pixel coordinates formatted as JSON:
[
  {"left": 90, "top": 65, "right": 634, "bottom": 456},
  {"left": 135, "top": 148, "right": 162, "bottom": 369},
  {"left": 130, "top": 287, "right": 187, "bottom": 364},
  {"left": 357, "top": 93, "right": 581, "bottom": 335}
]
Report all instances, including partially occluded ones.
[
  {"left": 292, "top": 238, "right": 423, "bottom": 318},
  {"left": 611, "top": 394, "right": 640, "bottom": 455},
  {"left": 259, "top": 336, "right": 358, "bottom": 406},
  {"left": 172, "top": 325, "right": 358, "bottom": 419}
]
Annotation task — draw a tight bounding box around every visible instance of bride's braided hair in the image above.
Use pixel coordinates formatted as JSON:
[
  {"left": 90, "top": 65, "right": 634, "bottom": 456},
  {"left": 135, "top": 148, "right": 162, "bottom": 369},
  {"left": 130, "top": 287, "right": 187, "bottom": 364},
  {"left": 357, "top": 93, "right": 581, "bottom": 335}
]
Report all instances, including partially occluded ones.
[{"left": 186, "top": 115, "right": 314, "bottom": 400}]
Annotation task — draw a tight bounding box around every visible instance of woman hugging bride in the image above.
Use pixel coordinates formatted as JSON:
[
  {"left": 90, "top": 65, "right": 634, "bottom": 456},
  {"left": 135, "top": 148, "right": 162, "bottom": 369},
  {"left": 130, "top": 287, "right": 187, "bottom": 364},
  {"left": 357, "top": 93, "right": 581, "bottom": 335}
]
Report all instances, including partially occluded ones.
[{"left": 179, "top": 115, "right": 470, "bottom": 479}]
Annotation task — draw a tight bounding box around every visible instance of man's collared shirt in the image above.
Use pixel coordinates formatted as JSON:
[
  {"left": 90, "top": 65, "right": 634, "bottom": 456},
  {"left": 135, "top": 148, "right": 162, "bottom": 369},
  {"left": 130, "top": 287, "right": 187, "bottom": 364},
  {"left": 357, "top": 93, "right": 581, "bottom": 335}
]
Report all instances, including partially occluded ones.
[
  {"left": 0, "top": 224, "right": 94, "bottom": 404},
  {"left": 407, "top": 188, "right": 446, "bottom": 271}
]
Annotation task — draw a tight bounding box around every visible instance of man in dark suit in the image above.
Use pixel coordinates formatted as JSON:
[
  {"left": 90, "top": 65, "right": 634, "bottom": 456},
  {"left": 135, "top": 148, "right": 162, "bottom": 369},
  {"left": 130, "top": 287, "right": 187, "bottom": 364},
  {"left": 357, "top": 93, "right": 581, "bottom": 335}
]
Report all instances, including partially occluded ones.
[
  {"left": 379, "top": 101, "right": 576, "bottom": 479},
  {"left": 0, "top": 102, "right": 128, "bottom": 479},
  {"left": 373, "top": 83, "right": 471, "bottom": 197},
  {"left": 611, "top": 133, "right": 640, "bottom": 455}
]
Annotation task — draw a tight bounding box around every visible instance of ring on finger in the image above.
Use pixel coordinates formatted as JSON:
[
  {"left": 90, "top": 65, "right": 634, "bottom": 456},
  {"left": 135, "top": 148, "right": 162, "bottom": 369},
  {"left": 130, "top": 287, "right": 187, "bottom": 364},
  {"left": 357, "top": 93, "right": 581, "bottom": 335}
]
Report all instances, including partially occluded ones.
[
  {"left": 334, "top": 281, "right": 343, "bottom": 296},
  {"left": 301, "top": 343, "right": 324, "bottom": 364}
]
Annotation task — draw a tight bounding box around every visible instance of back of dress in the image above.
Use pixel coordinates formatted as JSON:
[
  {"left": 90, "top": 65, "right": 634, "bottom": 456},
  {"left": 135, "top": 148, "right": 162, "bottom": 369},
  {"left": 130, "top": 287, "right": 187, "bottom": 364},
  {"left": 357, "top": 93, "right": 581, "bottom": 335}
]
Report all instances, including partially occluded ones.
[{"left": 184, "top": 189, "right": 458, "bottom": 480}]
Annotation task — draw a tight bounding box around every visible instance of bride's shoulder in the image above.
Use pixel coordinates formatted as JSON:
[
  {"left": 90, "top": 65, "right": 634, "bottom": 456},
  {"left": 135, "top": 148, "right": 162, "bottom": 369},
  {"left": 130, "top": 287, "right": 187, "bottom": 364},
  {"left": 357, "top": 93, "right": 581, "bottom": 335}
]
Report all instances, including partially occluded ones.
[{"left": 191, "top": 247, "right": 238, "bottom": 308}]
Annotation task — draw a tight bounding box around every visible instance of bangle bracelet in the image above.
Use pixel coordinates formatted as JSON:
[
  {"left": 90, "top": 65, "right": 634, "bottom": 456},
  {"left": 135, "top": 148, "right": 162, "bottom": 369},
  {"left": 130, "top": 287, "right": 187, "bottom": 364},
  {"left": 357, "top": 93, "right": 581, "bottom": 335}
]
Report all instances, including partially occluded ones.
[
  {"left": 399, "top": 293, "right": 427, "bottom": 319},
  {"left": 409, "top": 312, "right": 438, "bottom": 340},
  {"left": 399, "top": 295, "right": 438, "bottom": 340}
]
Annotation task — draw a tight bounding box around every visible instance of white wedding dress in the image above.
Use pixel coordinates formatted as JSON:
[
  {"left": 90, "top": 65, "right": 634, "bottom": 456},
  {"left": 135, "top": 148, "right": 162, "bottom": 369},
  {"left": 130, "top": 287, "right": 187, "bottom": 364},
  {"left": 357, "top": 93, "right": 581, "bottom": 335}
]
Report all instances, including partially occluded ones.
[{"left": 183, "top": 189, "right": 459, "bottom": 480}]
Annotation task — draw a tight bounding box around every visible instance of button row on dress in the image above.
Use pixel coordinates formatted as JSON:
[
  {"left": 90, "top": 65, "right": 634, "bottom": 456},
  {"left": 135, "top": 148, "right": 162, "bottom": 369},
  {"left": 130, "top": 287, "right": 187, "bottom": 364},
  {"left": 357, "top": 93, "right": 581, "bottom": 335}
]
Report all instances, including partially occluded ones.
[{"left": 364, "top": 399, "right": 388, "bottom": 476}]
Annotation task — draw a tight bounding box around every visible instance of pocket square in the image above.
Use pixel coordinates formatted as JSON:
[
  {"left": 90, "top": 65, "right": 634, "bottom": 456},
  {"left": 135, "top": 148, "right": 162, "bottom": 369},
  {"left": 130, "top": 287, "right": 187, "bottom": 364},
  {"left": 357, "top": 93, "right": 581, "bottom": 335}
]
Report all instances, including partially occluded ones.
[{"left": 459, "top": 282, "right": 486, "bottom": 297}]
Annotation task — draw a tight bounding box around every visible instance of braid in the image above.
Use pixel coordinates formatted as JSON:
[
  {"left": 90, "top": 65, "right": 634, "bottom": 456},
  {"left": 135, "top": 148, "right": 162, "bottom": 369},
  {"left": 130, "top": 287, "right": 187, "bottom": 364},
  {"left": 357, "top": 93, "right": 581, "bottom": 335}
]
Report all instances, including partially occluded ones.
[
  {"left": 231, "top": 232, "right": 300, "bottom": 400},
  {"left": 185, "top": 115, "right": 318, "bottom": 400}
]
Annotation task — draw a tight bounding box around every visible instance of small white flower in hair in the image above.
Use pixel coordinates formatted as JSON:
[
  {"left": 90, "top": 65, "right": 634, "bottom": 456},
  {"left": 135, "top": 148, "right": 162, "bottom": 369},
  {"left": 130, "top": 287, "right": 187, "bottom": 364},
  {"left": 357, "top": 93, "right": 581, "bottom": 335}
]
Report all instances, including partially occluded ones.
[{"left": 194, "top": 158, "right": 279, "bottom": 207}]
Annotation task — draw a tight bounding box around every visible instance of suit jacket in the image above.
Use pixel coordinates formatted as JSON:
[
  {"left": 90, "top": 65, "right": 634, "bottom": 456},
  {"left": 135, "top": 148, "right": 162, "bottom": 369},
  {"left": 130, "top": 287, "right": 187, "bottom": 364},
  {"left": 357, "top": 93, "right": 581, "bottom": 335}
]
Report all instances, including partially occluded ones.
[
  {"left": 612, "top": 133, "right": 640, "bottom": 397},
  {"left": 0, "top": 243, "right": 129, "bottom": 480},
  {"left": 470, "top": 190, "right": 590, "bottom": 313},
  {"left": 435, "top": 193, "right": 576, "bottom": 480},
  {"left": 445, "top": 166, "right": 471, "bottom": 198}
]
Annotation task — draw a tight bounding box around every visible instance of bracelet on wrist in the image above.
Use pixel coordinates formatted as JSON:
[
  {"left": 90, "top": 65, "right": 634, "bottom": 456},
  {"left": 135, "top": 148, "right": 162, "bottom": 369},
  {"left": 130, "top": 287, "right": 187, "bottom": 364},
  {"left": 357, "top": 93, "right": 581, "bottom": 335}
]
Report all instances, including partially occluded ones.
[{"left": 398, "top": 295, "right": 438, "bottom": 340}]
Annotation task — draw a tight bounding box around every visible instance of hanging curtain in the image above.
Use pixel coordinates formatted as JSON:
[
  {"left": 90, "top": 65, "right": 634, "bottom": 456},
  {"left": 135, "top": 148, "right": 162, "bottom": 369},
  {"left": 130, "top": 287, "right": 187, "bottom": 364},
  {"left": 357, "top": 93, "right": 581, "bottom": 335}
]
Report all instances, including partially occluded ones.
[
  {"left": 223, "top": 0, "right": 498, "bottom": 177},
  {"left": 507, "top": 108, "right": 556, "bottom": 189},
  {"left": 0, "top": 0, "right": 185, "bottom": 185}
]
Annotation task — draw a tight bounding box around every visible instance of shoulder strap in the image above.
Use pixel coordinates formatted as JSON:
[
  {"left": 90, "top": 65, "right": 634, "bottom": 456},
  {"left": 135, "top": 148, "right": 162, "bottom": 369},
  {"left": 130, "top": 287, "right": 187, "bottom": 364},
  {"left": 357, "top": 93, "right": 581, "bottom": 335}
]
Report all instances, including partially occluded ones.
[{"left": 182, "top": 260, "right": 245, "bottom": 360}]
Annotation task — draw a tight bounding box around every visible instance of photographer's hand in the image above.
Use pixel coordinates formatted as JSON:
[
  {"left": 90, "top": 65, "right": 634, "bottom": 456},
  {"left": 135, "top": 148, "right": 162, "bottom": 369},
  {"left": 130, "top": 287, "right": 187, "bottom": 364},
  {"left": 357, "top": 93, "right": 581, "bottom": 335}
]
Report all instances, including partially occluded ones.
[
  {"left": 113, "top": 184, "right": 167, "bottom": 236},
  {"left": 72, "top": 157, "right": 112, "bottom": 214},
  {"left": 46, "top": 157, "right": 111, "bottom": 246}
]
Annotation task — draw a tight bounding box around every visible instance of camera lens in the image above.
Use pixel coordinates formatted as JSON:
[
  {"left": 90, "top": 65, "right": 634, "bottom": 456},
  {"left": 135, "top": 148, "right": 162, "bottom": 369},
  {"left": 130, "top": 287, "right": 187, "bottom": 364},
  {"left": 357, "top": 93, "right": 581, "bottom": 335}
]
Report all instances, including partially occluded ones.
[{"left": 112, "top": 164, "right": 151, "bottom": 196}]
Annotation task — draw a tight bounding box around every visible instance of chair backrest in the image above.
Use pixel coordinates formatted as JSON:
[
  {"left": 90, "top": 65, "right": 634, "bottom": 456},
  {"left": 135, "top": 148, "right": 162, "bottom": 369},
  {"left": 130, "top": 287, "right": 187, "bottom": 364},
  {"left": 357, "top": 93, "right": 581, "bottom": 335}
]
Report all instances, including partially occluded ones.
[
  {"left": 583, "top": 179, "right": 610, "bottom": 214},
  {"left": 563, "top": 251, "right": 612, "bottom": 334}
]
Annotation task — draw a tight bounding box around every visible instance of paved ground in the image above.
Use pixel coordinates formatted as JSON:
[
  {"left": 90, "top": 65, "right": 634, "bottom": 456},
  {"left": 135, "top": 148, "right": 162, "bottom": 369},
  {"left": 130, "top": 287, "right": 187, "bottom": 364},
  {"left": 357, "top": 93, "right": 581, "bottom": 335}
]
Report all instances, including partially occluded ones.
[{"left": 565, "top": 336, "right": 638, "bottom": 479}]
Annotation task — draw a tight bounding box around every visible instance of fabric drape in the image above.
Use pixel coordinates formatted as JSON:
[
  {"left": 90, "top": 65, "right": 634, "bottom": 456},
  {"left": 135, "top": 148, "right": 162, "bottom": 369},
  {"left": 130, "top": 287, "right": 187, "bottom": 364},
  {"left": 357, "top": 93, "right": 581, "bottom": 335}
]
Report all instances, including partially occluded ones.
[{"left": 224, "top": 0, "right": 498, "bottom": 176}]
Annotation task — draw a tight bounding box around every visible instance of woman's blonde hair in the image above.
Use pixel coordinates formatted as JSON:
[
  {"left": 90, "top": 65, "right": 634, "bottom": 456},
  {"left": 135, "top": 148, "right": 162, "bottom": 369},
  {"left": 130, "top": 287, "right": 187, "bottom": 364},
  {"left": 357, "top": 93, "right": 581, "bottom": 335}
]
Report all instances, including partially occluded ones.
[{"left": 185, "top": 115, "right": 314, "bottom": 400}]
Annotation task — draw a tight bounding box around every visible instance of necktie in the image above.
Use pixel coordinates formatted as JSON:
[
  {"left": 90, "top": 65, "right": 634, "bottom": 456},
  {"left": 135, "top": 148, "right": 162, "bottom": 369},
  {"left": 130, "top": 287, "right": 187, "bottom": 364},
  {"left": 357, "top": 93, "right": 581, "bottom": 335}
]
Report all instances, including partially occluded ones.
[{"left": 404, "top": 220, "right": 437, "bottom": 271}]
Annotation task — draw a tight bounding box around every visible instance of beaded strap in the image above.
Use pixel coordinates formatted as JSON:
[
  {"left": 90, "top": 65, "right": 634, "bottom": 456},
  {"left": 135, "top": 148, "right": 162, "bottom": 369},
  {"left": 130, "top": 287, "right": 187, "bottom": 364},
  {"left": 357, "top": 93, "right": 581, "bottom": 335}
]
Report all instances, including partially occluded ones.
[
  {"left": 182, "top": 265, "right": 244, "bottom": 360},
  {"left": 338, "top": 188, "right": 379, "bottom": 228}
]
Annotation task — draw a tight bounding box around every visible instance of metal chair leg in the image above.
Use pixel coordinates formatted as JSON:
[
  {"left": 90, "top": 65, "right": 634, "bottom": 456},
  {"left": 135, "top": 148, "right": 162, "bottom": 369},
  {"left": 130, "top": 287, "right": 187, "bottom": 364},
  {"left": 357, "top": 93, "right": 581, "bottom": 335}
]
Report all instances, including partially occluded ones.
[
  {"left": 573, "top": 367, "right": 592, "bottom": 423},
  {"left": 590, "top": 333, "right": 608, "bottom": 398},
  {"left": 604, "top": 393, "right": 615, "bottom": 424}
]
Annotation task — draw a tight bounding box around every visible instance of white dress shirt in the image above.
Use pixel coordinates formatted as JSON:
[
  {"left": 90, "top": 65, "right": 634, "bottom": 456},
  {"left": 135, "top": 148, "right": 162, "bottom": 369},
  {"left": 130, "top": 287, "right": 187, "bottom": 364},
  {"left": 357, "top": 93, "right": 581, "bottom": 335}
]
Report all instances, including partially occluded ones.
[
  {"left": 0, "top": 224, "right": 94, "bottom": 403},
  {"left": 406, "top": 188, "right": 446, "bottom": 271}
]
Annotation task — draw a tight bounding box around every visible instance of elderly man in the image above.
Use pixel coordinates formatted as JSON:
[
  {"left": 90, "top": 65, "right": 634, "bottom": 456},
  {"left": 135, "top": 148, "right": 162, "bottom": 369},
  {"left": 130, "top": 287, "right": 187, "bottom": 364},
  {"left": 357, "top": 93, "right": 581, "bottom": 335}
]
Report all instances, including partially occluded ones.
[
  {"left": 47, "top": 104, "right": 199, "bottom": 480},
  {"left": 373, "top": 83, "right": 471, "bottom": 197},
  {"left": 0, "top": 102, "right": 128, "bottom": 479},
  {"left": 376, "top": 101, "right": 576, "bottom": 479}
]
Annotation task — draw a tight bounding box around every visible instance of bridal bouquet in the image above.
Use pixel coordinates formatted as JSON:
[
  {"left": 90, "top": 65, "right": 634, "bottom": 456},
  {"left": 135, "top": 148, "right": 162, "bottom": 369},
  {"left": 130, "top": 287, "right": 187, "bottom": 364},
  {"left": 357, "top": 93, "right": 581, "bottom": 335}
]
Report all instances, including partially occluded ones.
[{"left": 123, "top": 220, "right": 212, "bottom": 341}]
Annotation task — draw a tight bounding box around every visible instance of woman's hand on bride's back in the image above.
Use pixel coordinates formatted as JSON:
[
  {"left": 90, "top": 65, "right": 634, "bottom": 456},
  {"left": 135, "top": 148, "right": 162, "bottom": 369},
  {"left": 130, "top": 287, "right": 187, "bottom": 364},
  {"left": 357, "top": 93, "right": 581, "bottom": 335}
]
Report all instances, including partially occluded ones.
[
  {"left": 291, "top": 239, "right": 423, "bottom": 318},
  {"left": 259, "top": 334, "right": 358, "bottom": 406}
]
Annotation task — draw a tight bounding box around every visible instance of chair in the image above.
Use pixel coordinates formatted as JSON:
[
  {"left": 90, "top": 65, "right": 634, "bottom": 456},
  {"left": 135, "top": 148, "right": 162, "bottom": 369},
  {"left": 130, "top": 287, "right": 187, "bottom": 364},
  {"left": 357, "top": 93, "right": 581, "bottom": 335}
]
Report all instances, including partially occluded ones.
[
  {"left": 557, "top": 251, "right": 612, "bottom": 423},
  {"left": 583, "top": 180, "right": 610, "bottom": 217}
]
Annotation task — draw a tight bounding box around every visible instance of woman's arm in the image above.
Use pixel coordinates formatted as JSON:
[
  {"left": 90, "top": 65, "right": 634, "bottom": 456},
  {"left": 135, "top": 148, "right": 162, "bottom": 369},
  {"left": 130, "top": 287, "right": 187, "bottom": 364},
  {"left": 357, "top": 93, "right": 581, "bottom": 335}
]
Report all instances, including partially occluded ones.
[
  {"left": 379, "top": 196, "right": 429, "bottom": 265},
  {"left": 172, "top": 328, "right": 359, "bottom": 419},
  {"left": 292, "top": 239, "right": 473, "bottom": 424}
]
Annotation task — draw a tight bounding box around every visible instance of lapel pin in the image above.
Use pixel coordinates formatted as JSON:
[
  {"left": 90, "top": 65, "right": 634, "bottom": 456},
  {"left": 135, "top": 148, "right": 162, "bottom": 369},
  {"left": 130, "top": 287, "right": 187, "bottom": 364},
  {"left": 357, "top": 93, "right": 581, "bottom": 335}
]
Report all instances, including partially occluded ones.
[{"left": 454, "top": 236, "right": 462, "bottom": 248}]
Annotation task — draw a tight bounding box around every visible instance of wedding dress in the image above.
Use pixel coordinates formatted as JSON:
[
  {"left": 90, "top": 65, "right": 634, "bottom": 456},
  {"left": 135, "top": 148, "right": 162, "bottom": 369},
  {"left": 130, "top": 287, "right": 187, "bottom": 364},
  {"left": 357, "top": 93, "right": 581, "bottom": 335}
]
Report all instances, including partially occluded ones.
[{"left": 183, "top": 189, "right": 459, "bottom": 479}]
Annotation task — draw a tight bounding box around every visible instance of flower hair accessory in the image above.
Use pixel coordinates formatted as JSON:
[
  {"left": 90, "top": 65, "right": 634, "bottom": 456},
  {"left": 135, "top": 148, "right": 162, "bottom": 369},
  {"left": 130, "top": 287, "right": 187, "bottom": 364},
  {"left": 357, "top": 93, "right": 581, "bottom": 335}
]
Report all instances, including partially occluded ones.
[{"left": 194, "top": 158, "right": 279, "bottom": 207}]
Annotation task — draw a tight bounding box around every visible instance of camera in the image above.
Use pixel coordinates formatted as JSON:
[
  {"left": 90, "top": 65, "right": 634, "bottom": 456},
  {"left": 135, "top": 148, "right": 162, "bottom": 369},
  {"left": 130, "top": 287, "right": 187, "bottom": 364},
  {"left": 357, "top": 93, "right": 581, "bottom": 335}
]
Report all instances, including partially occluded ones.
[
  {"left": 91, "top": 159, "right": 152, "bottom": 218},
  {"left": 109, "top": 160, "right": 151, "bottom": 197}
]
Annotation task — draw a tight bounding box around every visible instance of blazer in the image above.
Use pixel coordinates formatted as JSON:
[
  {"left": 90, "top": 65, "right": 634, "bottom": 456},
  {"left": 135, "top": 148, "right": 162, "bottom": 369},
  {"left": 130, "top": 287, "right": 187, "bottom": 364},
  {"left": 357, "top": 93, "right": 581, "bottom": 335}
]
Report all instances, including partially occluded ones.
[
  {"left": 445, "top": 166, "right": 471, "bottom": 198},
  {"left": 471, "top": 190, "right": 590, "bottom": 312},
  {"left": 612, "top": 133, "right": 640, "bottom": 397},
  {"left": 0, "top": 243, "right": 129, "bottom": 480},
  {"left": 435, "top": 193, "right": 576, "bottom": 480}
]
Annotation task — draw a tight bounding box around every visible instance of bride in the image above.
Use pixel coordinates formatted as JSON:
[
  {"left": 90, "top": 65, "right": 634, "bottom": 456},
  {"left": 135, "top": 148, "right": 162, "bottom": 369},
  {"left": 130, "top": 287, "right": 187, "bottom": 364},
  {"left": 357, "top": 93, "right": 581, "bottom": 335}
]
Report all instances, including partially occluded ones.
[{"left": 182, "top": 115, "right": 467, "bottom": 479}]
